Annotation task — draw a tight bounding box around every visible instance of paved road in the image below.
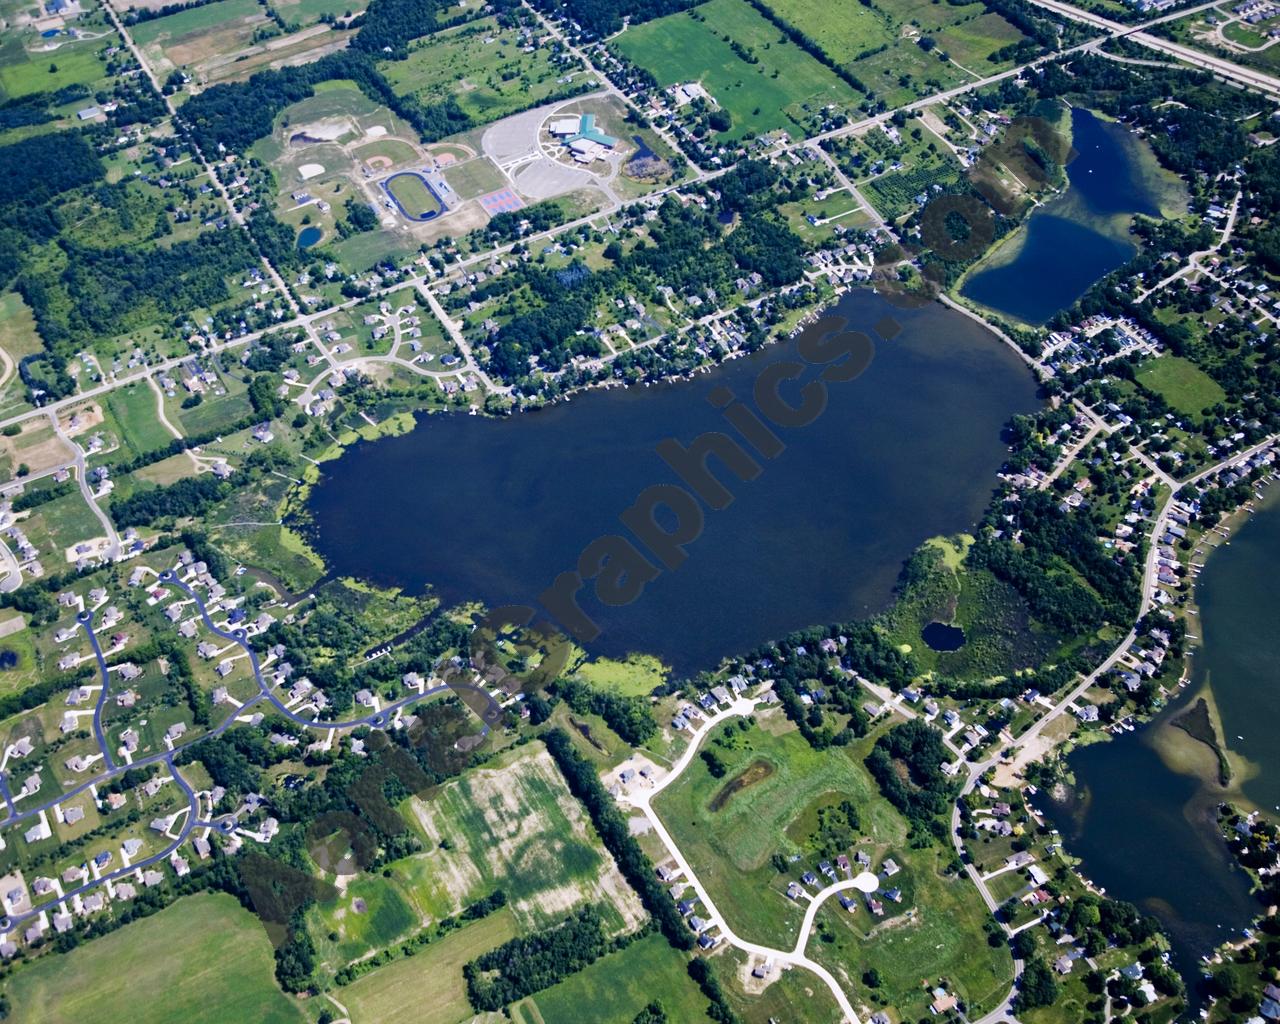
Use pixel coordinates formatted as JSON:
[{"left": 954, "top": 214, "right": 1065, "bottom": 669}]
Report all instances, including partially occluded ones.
[{"left": 621, "top": 697, "right": 863, "bottom": 1024}]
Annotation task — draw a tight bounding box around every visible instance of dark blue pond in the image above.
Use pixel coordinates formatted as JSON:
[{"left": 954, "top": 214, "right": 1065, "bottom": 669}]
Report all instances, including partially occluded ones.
[
  {"left": 921, "top": 621, "right": 965, "bottom": 652},
  {"left": 297, "top": 226, "right": 323, "bottom": 249}
]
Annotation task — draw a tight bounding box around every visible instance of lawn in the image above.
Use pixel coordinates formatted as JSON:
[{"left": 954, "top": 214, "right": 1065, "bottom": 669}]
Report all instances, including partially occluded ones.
[
  {"left": 380, "top": 16, "right": 582, "bottom": 127},
  {"left": 3, "top": 893, "right": 304, "bottom": 1024},
  {"left": 340, "top": 907, "right": 518, "bottom": 1024},
  {"left": 1136, "top": 354, "right": 1227, "bottom": 418},
  {"left": 513, "top": 933, "right": 710, "bottom": 1023},
  {"left": 654, "top": 713, "right": 1012, "bottom": 1017},
  {"left": 614, "top": 0, "right": 859, "bottom": 140},
  {"left": 105, "top": 381, "right": 179, "bottom": 454},
  {"left": 572, "top": 653, "right": 668, "bottom": 697}
]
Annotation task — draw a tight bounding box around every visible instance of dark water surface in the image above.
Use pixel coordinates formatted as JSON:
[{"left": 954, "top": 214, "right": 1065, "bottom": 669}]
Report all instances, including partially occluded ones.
[
  {"left": 1042, "top": 499, "right": 1280, "bottom": 1004},
  {"left": 297, "top": 226, "right": 323, "bottom": 249},
  {"left": 961, "top": 108, "right": 1162, "bottom": 325},
  {"left": 307, "top": 290, "right": 1039, "bottom": 674},
  {"left": 921, "top": 621, "right": 965, "bottom": 652}
]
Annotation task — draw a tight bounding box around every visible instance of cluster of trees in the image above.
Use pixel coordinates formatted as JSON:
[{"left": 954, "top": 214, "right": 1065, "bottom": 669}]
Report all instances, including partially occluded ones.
[
  {"left": 550, "top": 677, "right": 656, "bottom": 744},
  {"left": 971, "top": 490, "right": 1140, "bottom": 636},
  {"left": 110, "top": 475, "right": 233, "bottom": 529},
  {"left": 531, "top": 0, "right": 702, "bottom": 37},
  {"left": 20, "top": 229, "right": 258, "bottom": 357},
  {"left": 746, "top": 622, "right": 910, "bottom": 748},
  {"left": 686, "top": 958, "right": 742, "bottom": 1024},
  {"left": 865, "top": 719, "right": 955, "bottom": 838},
  {"left": 545, "top": 728, "right": 694, "bottom": 950},
  {"left": 464, "top": 905, "right": 609, "bottom": 1010},
  {"left": 478, "top": 164, "right": 806, "bottom": 384}
]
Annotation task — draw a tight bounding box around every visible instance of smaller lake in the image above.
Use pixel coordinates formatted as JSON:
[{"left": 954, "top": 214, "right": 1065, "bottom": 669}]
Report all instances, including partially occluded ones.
[
  {"left": 921, "top": 621, "right": 965, "bottom": 652},
  {"left": 298, "top": 226, "right": 323, "bottom": 249},
  {"left": 961, "top": 107, "right": 1176, "bottom": 325}
]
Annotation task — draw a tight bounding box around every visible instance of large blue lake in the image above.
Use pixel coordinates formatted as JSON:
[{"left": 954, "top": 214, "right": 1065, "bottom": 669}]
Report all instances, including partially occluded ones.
[
  {"left": 961, "top": 107, "right": 1165, "bottom": 324},
  {"left": 307, "top": 290, "right": 1040, "bottom": 674}
]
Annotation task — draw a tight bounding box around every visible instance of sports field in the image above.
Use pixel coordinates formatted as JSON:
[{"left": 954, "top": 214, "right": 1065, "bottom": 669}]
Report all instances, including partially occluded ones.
[
  {"left": 4, "top": 893, "right": 304, "bottom": 1024},
  {"left": 380, "top": 16, "right": 583, "bottom": 127},
  {"left": 614, "top": 0, "right": 859, "bottom": 139},
  {"left": 353, "top": 138, "right": 419, "bottom": 167},
  {"left": 383, "top": 172, "right": 445, "bottom": 221}
]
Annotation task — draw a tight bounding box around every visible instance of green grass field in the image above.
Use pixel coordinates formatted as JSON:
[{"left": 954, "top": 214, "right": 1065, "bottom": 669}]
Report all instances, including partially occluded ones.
[
  {"left": 130, "top": 0, "right": 262, "bottom": 47},
  {"left": 655, "top": 714, "right": 1013, "bottom": 1018},
  {"left": 653, "top": 716, "right": 902, "bottom": 947},
  {"left": 340, "top": 907, "right": 518, "bottom": 1024},
  {"left": 4, "top": 893, "right": 304, "bottom": 1024},
  {"left": 513, "top": 933, "right": 710, "bottom": 1024},
  {"left": 615, "top": 0, "right": 858, "bottom": 140},
  {"left": 106, "top": 381, "right": 179, "bottom": 454},
  {"left": 442, "top": 156, "right": 508, "bottom": 200},
  {"left": 383, "top": 172, "right": 444, "bottom": 220},
  {"left": 760, "top": 0, "right": 893, "bottom": 64},
  {"left": 353, "top": 138, "right": 420, "bottom": 166},
  {"left": 0, "top": 30, "right": 114, "bottom": 104},
  {"left": 573, "top": 653, "right": 668, "bottom": 697},
  {"left": 380, "top": 16, "right": 581, "bottom": 127},
  {"left": 1136, "top": 355, "right": 1227, "bottom": 417}
]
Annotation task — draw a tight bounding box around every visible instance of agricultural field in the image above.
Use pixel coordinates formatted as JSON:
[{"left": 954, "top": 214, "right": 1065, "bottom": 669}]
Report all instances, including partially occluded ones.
[
  {"left": 760, "top": 0, "right": 893, "bottom": 64},
  {"left": 1136, "top": 354, "right": 1228, "bottom": 418},
  {"left": 340, "top": 908, "right": 517, "bottom": 1024},
  {"left": 511, "top": 933, "right": 712, "bottom": 1024},
  {"left": 379, "top": 16, "right": 586, "bottom": 128},
  {"left": 126, "top": 0, "right": 356, "bottom": 84},
  {"left": 308, "top": 742, "right": 645, "bottom": 975},
  {"left": 615, "top": 0, "right": 859, "bottom": 140},
  {"left": 821, "top": 0, "right": 1027, "bottom": 107},
  {"left": 2, "top": 893, "right": 305, "bottom": 1024}
]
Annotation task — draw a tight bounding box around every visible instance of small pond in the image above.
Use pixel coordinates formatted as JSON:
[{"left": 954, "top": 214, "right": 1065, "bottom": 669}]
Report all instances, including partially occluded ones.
[
  {"left": 297, "top": 226, "right": 323, "bottom": 249},
  {"left": 921, "top": 621, "right": 965, "bottom": 652}
]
